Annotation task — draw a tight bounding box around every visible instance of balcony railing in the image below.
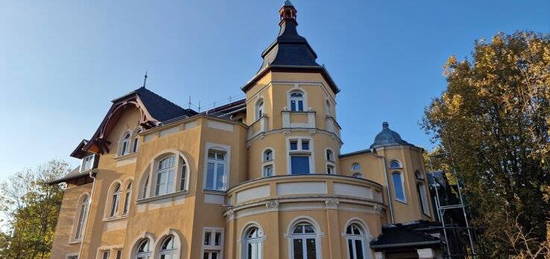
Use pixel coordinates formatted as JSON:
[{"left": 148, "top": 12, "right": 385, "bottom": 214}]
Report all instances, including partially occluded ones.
[{"left": 226, "top": 174, "right": 384, "bottom": 207}]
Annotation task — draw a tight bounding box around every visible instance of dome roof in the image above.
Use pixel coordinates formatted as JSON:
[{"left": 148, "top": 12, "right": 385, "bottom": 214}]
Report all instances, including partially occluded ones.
[{"left": 371, "top": 122, "right": 411, "bottom": 148}]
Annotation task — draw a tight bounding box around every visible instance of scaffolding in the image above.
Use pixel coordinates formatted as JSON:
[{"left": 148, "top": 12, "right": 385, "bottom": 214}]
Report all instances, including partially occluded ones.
[{"left": 431, "top": 173, "right": 477, "bottom": 258}]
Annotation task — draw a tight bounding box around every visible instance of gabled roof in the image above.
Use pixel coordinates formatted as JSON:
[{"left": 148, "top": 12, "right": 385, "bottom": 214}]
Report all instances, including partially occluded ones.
[{"left": 73, "top": 87, "right": 197, "bottom": 158}]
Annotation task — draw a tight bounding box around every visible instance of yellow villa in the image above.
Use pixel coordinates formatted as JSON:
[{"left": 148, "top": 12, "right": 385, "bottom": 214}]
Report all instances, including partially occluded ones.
[{"left": 50, "top": 1, "right": 441, "bottom": 259}]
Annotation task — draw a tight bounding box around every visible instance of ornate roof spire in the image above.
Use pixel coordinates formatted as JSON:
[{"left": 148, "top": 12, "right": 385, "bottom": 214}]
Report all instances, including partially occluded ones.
[{"left": 279, "top": 0, "right": 297, "bottom": 25}]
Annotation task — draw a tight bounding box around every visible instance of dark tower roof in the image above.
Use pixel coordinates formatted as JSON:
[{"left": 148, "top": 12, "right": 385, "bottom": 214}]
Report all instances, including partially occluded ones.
[
  {"left": 242, "top": 1, "right": 339, "bottom": 94},
  {"left": 259, "top": 0, "right": 320, "bottom": 70},
  {"left": 371, "top": 122, "right": 412, "bottom": 148}
]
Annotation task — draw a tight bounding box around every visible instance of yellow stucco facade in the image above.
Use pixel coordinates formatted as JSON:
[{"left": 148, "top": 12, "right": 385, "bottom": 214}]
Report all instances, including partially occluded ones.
[{"left": 50, "top": 2, "right": 437, "bottom": 259}]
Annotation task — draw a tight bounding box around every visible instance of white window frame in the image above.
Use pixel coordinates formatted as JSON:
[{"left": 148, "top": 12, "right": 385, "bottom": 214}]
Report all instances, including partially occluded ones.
[
  {"left": 107, "top": 183, "right": 122, "bottom": 218},
  {"left": 391, "top": 171, "right": 407, "bottom": 203},
  {"left": 155, "top": 155, "right": 176, "bottom": 196},
  {"left": 261, "top": 148, "right": 275, "bottom": 177},
  {"left": 118, "top": 131, "right": 132, "bottom": 156},
  {"left": 71, "top": 193, "right": 90, "bottom": 242},
  {"left": 389, "top": 160, "right": 402, "bottom": 169},
  {"left": 287, "top": 137, "right": 315, "bottom": 175},
  {"left": 123, "top": 181, "right": 132, "bottom": 215},
  {"left": 134, "top": 238, "right": 152, "bottom": 259},
  {"left": 325, "top": 148, "right": 336, "bottom": 175},
  {"left": 255, "top": 99, "right": 264, "bottom": 121},
  {"left": 242, "top": 225, "right": 265, "bottom": 259},
  {"left": 287, "top": 219, "right": 322, "bottom": 259},
  {"left": 139, "top": 152, "right": 190, "bottom": 200},
  {"left": 203, "top": 144, "right": 231, "bottom": 191},
  {"left": 80, "top": 154, "right": 95, "bottom": 172},
  {"left": 345, "top": 223, "right": 370, "bottom": 259},
  {"left": 351, "top": 162, "right": 361, "bottom": 172},
  {"left": 288, "top": 89, "right": 307, "bottom": 112},
  {"left": 158, "top": 235, "right": 178, "bottom": 259},
  {"left": 202, "top": 227, "right": 224, "bottom": 259}
]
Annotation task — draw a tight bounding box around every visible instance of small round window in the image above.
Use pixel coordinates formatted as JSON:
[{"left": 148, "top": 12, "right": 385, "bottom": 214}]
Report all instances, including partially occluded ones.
[{"left": 351, "top": 162, "right": 361, "bottom": 171}]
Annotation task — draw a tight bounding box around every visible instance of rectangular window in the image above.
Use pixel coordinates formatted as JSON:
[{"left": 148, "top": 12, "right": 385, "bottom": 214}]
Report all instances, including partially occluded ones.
[
  {"left": 418, "top": 182, "right": 430, "bottom": 215},
  {"left": 102, "top": 250, "right": 110, "bottom": 259},
  {"left": 392, "top": 172, "right": 406, "bottom": 202},
  {"left": 290, "top": 140, "right": 298, "bottom": 151},
  {"left": 67, "top": 256, "right": 78, "bottom": 259},
  {"left": 291, "top": 156, "right": 310, "bottom": 175},
  {"left": 81, "top": 155, "right": 95, "bottom": 172},
  {"left": 205, "top": 150, "right": 227, "bottom": 191},
  {"left": 115, "top": 250, "right": 122, "bottom": 259},
  {"left": 301, "top": 140, "right": 309, "bottom": 150},
  {"left": 203, "top": 228, "right": 223, "bottom": 259},
  {"left": 263, "top": 164, "right": 273, "bottom": 177}
]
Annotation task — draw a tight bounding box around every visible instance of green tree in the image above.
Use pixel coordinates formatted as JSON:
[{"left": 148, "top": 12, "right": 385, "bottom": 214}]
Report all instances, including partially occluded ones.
[
  {"left": 0, "top": 160, "right": 68, "bottom": 259},
  {"left": 423, "top": 32, "right": 550, "bottom": 257}
]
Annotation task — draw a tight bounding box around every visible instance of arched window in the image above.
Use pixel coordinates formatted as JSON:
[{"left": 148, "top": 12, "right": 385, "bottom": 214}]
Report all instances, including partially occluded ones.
[
  {"left": 290, "top": 222, "right": 319, "bottom": 259},
  {"left": 255, "top": 100, "right": 264, "bottom": 120},
  {"left": 346, "top": 223, "right": 369, "bottom": 259},
  {"left": 389, "top": 160, "right": 402, "bottom": 169},
  {"left": 135, "top": 239, "right": 151, "bottom": 259},
  {"left": 159, "top": 235, "right": 177, "bottom": 259},
  {"left": 392, "top": 172, "right": 406, "bottom": 202},
  {"left": 156, "top": 156, "right": 176, "bottom": 195},
  {"left": 243, "top": 226, "right": 263, "bottom": 259},
  {"left": 326, "top": 150, "right": 334, "bottom": 162},
  {"left": 351, "top": 163, "right": 361, "bottom": 172},
  {"left": 123, "top": 182, "right": 132, "bottom": 215},
  {"left": 109, "top": 183, "right": 121, "bottom": 217},
  {"left": 119, "top": 132, "right": 132, "bottom": 156},
  {"left": 262, "top": 149, "right": 274, "bottom": 177},
  {"left": 205, "top": 149, "right": 227, "bottom": 191},
  {"left": 179, "top": 157, "right": 188, "bottom": 191},
  {"left": 141, "top": 174, "right": 150, "bottom": 199},
  {"left": 73, "top": 194, "right": 89, "bottom": 241},
  {"left": 289, "top": 91, "right": 305, "bottom": 112},
  {"left": 263, "top": 149, "right": 273, "bottom": 162}
]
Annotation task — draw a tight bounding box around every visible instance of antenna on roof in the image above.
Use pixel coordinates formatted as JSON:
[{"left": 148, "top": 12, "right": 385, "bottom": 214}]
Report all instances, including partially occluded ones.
[
  {"left": 142, "top": 71, "right": 148, "bottom": 88},
  {"left": 188, "top": 96, "right": 192, "bottom": 109}
]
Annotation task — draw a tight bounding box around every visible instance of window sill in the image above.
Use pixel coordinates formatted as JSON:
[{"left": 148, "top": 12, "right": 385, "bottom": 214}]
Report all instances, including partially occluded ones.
[
  {"left": 203, "top": 189, "right": 226, "bottom": 195},
  {"left": 114, "top": 153, "right": 137, "bottom": 161},
  {"left": 395, "top": 199, "right": 408, "bottom": 204},
  {"left": 68, "top": 239, "right": 82, "bottom": 245},
  {"left": 102, "top": 215, "right": 128, "bottom": 222},
  {"left": 283, "top": 110, "right": 315, "bottom": 114},
  {"left": 136, "top": 191, "right": 188, "bottom": 204}
]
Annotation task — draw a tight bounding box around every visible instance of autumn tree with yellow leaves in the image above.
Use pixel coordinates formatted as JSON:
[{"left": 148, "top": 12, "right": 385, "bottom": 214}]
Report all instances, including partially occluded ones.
[{"left": 423, "top": 32, "right": 550, "bottom": 257}]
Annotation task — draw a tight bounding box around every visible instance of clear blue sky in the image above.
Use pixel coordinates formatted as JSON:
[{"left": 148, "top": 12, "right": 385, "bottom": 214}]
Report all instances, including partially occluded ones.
[{"left": 0, "top": 0, "right": 548, "bottom": 178}]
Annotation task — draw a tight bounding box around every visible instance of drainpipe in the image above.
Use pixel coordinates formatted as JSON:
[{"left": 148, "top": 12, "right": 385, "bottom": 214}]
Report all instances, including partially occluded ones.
[
  {"left": 374, "top": 148, "right": 395, "bottom": 224},
  {"left": 78, "top": 169, "right": 97, "bottom": 258}
]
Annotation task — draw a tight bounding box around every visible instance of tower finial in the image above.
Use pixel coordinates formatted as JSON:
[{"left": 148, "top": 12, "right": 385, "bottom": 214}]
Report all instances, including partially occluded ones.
[
  {"left": 279, "top": 0, "right": 297, "bottom": 25},
  {"left": 382, "top": 122, "right": 389, "bottom": 129},
  {"left": 142, "top": 71, "right": 148, "bottom": 88}
]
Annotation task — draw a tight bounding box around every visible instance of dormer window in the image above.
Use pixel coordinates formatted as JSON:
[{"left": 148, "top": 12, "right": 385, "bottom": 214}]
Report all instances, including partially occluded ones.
[
  {"left": 289, "top": 91, "right": 304, "bottom": 112},
  {"left": 80, "top": 154, "right": 95, "bottom": 172}
]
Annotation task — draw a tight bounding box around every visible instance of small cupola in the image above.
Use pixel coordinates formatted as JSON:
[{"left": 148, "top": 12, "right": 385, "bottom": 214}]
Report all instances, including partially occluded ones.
[{"left": 371, "top": 122, "right": 411, "bottom": 148}]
